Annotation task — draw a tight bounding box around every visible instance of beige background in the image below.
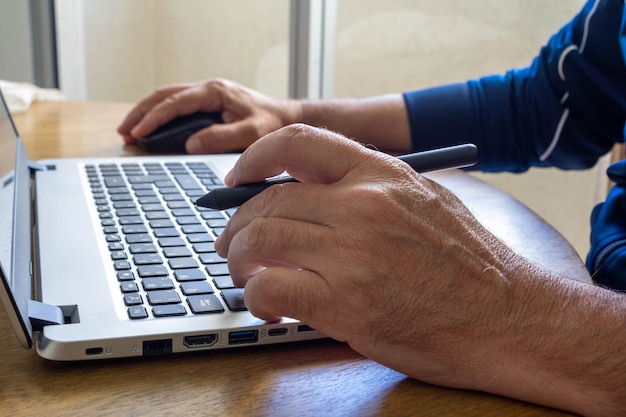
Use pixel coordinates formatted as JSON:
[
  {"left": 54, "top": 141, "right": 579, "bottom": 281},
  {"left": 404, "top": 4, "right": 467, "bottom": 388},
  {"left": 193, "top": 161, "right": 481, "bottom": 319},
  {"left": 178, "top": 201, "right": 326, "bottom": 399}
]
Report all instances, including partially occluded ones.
[{"left": 61, "top": 0, "right": 595, "bottom": 261}]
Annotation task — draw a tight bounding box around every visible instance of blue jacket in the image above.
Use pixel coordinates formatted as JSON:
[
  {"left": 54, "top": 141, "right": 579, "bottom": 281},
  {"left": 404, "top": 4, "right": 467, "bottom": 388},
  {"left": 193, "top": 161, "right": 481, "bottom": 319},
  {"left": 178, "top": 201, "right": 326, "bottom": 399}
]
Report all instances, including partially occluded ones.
[
  {"left": 403, "top": 0, "right": 626, "bottom": 289},
  {"left": 403, "top": 0, "right": 626, "bottom": 173}
]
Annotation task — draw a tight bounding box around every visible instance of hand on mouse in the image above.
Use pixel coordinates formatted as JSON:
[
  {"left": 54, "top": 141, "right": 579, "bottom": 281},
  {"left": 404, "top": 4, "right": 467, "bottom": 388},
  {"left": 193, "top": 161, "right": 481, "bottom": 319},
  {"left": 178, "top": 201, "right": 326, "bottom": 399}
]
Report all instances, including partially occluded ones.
[{"left": 117, "top": 78, "right": 301, "bottom": 154}]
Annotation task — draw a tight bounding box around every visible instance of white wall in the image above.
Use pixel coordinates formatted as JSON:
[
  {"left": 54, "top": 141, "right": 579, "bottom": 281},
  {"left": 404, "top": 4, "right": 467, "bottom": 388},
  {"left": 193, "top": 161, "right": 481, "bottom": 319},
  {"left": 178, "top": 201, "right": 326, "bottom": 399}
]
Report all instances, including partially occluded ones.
[
  {"left": 57, "top": 0, "right": 596, "bottom": 260},
  {"left": 0, "top": 0, "right": 34, "bottom": 83}
]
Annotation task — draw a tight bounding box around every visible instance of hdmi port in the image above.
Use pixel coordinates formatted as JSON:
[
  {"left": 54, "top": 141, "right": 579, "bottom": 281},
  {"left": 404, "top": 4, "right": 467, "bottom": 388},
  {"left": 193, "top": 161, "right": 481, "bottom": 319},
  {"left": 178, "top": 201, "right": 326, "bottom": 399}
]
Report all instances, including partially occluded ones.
[{"left": 184, "top": 334, "right": 218, "bottom": 349}]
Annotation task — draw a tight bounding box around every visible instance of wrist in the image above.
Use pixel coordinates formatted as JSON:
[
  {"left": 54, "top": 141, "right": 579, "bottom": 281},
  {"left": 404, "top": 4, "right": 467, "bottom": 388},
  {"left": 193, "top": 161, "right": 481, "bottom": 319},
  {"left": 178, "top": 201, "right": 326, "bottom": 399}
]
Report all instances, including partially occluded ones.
[{"left": 491, "top": 262, "right": 626, "bottom": 416}]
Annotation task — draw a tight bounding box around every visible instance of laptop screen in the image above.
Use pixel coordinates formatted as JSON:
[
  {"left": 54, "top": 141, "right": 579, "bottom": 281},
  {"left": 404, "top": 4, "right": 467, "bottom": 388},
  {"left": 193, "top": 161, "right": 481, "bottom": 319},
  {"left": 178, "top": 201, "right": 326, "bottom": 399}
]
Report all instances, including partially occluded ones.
[
  {"left": 0, "top": 89, "right": 34, "bottom": 348},
  {"left": 0, "top": 91, "right": 17, "bottom": 281}
]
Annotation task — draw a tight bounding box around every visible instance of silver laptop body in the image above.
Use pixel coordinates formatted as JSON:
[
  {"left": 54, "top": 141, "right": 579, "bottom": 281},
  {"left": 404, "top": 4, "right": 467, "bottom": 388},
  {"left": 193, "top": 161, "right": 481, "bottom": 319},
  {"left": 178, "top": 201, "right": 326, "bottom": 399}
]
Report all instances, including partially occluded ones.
[{"left": 0, "top": 90, "right": 324, "bottom": 361}]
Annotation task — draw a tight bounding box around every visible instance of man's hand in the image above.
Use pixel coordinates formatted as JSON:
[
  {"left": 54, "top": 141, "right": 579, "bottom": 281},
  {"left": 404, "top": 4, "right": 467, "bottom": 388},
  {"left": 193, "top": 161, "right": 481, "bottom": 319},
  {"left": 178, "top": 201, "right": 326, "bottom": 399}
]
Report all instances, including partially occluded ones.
[
  {"left": 213, "top": 124, "right": 626, "bottom": 417},
  {"left": 117, "top": 78, "right": 300, "bottom": 153},
  {"left": 215, "top": 124, "right": 524, "bottom": 388}
]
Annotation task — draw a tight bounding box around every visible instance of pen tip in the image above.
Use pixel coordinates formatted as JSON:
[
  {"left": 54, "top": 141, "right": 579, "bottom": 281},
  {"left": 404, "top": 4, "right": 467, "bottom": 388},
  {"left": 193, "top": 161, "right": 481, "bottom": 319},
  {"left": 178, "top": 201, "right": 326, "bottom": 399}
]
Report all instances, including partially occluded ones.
[{"left": 195, "top": 192, "right": 218, "bottom": 210}]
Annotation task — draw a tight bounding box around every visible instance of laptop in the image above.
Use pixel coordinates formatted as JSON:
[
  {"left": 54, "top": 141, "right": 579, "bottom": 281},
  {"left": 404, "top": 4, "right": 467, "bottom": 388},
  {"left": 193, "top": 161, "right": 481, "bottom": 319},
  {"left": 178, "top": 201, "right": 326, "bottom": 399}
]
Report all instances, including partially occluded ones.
[{"left": 0, "top": 89, "right": 324, "bottom": 361}]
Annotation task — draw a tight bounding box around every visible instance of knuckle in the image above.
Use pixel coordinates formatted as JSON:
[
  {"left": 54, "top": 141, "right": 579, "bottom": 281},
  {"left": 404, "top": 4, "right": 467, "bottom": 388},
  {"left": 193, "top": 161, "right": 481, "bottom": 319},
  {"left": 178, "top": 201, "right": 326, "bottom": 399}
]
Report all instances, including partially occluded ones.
[{"left": 240, "top": 217, "right": 272, "bottom": 253}]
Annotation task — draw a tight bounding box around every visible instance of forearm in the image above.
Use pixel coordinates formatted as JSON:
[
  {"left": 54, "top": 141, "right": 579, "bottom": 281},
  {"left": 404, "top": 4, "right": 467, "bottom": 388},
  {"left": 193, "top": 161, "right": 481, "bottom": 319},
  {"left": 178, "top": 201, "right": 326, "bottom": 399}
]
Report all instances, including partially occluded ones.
[
  {"left": 494, "top": 264, "right": 626, "bottom": 416},
  {"left": 293, "top": 94, "right": 412, "bottom": 153}
]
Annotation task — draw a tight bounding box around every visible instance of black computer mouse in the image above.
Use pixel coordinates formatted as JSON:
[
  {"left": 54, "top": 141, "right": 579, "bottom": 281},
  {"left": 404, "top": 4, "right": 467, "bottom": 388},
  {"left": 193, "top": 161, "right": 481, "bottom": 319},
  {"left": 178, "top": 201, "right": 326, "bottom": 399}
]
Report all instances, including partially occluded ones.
[{"left": 136, "top": 111, "right": 223, "bottom": 153}]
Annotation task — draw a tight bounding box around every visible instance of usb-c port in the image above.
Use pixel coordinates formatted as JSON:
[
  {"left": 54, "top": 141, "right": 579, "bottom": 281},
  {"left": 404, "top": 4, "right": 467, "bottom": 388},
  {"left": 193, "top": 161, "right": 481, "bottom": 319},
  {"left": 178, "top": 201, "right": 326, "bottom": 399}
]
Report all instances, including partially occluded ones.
[
  {"left": 85, "top": 347, "right": 103, "bottom": 356},
  {"left": 268, "top": 328, "right": 288, "bottom": 336}
]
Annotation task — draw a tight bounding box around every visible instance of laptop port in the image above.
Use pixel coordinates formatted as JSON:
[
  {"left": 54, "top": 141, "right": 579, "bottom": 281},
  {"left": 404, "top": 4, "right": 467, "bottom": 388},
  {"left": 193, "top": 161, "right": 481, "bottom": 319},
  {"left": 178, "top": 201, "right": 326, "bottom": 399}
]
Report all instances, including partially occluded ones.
[
  {"left": 228, "top": 330, "right": 258, "bottom": 345},
  {"left": 85, "top": 347, "right": 103, "bottom": 356},
  {"left": 297, "top": 324, "right": 315, "bottom": 332},
  {"left": 183, "top": 334, "right": 218, "bottom": 349},
  {"left": 143, "top": 339, "right": 172, "bottom": 356},
  {"left": 268, "top": 328, "right": 288, "bottom": 336}
]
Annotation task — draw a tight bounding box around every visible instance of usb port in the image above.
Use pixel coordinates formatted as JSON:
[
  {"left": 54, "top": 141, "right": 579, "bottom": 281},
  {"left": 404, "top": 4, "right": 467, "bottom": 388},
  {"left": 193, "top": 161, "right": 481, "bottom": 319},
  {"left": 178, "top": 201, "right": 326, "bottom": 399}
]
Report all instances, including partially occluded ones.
[
  {"left": 85, "top": 347, "right": 103, "bottom": 356},
  {"left": 268, "top": 328, "right": 288, "bottom": 336},
  {"left": 228, "top": 330, "right": 258, "bottom": 345},
  {"left": 297, "top": 324, "right": 315, "bottom": 332}
]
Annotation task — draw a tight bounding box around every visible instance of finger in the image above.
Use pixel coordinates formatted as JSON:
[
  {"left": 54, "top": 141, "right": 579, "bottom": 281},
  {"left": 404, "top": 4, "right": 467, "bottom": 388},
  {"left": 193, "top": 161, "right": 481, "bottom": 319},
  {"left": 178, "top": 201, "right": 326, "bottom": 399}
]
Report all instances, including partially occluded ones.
[
  {"left": 225, "top": 124, "right": 376, "bottom": 187},
  {"left": 225, "top": 215, "right": 332, "bottom": 285},
  {"left": 117, "top": 84, "right": 191, "bottom": 139},
  {"left": 243, "top": 267, "right": 336, "bottom": 331},
  {"left": 128, "top": 84, "right": 219, "bottom": 139},
  {"left": 185, "top": 119, "right": 263, "bottom": 154},
  {"left": 215, "top": 181, "right": 331, "bottom": 258}
]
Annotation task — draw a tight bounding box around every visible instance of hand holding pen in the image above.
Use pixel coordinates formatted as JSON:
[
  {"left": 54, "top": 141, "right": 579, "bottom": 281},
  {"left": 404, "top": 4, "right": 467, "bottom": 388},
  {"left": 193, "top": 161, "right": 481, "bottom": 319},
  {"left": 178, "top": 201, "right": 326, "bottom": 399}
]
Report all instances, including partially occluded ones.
[{"left": 195, "top": 143, "right": 478, "bottom": 210}]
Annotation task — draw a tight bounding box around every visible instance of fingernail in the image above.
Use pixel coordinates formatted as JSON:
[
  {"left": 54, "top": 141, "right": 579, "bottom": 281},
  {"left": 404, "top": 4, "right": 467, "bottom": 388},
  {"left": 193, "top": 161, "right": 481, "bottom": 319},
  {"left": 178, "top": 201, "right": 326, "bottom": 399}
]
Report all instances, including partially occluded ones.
[
  {"left": 224, "top": 170, "right": 234, "bottom": 186},
  {"left": 186, "top": 137, "right": 205, "bottom": 154},
  {"left": 214, "top": 234, "right": 223, "bottom": 254}
]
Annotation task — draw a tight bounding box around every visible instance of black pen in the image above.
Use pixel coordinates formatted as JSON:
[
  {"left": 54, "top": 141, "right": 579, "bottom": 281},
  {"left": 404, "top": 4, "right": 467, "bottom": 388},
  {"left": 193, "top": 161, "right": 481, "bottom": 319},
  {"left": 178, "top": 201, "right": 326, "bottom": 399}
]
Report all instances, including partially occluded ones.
[{"left": 195, "top": 143, "right": 479, "bottom": 210}]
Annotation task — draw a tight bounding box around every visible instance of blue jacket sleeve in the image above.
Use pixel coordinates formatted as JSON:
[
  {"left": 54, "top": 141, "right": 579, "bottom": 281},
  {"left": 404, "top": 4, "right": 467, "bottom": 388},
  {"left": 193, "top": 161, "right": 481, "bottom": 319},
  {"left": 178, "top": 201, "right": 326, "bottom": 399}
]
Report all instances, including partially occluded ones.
[{"left": 403, "top": 0, "right": 626, "bottom": 172}]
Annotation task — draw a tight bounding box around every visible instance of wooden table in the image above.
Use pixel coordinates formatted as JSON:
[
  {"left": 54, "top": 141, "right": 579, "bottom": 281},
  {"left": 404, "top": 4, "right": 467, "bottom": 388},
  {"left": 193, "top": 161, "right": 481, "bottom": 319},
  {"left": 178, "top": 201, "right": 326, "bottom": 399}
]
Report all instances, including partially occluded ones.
[{"left": 0, "top": 101, "right": 589, "bottom": 417}]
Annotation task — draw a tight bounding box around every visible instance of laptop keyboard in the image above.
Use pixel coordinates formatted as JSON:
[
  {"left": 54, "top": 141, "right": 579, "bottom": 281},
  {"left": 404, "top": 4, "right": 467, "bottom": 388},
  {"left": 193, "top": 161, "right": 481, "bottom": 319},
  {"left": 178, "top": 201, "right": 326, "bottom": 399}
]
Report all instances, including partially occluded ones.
[{"left": 85, "top": 160, "right": 246, "bottom": 319}]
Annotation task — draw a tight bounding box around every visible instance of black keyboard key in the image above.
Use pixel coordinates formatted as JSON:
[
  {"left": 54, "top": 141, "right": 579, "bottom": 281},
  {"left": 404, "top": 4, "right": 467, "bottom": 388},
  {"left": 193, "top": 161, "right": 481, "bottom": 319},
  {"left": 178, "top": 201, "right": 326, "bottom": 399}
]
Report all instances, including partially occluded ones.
[
  {"left": 149, "top": 219, "right": 175, "bottom": 229},
  {"left": 192, "top": 242, "right": 216, "bottom": 253},
  {"left": 129, "top": 243, "right": 158, "bottom": 254},
  {"left": 213, "top": 275, "right": 234, "bottom": 289},
  {"left": 141, "top": 203, "right": 165, "bottom": 212},
  {"left": 110, "top": 251, "right": 127, "bottom": 260},
  {"left": 116, "top": 208, "right": 140, "bottom": 217},
  {"left": 153, "top": 304, "right": 187, "bottom": 317},
  {"left": 104, "top": 177, "right": 126, "bottom": 188},
  {"left": 147, "top": 290, "right": 181, "bottom": 305},
  {"left": 137, "top": 265, "right": 168, "bottom": 278},
  {"left": 174, "top": 174, "right": 202, "bottom": 190},
  {"left": 168, "top": 258, "right": 198, "bottom": 269},
  {"left": 133, "top": 253, "right": 163, "bottom": 265},
  {"left": 162, "top": 192, "right": 184, "bottom": 200},
  {"left": 117, "top": 271, "right": 135, "bottom": 281},
  {"left": 221, "top": 289, "right": 247, "bottom": 311},
  {"left": 119, "top": 216, "right": 144, "bottom": 226},
  {"left": 206, "top": 263, "right": 229, "bottom": 277},
  {"left": 127, "top": 306, "right": 148, "bottom": 319},
  {"left": 110, "top": 194, "right": 133, "bottom": 202},
  {"left": 108, "top": 242, "right": 124, "bottom": 251},
  {"left": 174, "top": 269, "right": 206, "bottom": 282},
  {"left": 122, "top": 225, "right": 148, "bottom": 234},
  {"left": 126, "top": 234, "right": 153, "bottom": 244},
  {"left": 187, "top": 294, "right": 225, "bottom": 314},
  {"left": 199, "top": 253, "right": 225, "bottom": 264},
  {"left": 171, "top": 208, "right": 194, "bottom": 217},
  {"left": 158, "top": 237, "right": 186, "bottom": 247},
  {"left": 207, "top": 218, "right": 228, "bottom": 228},
  {"left": 121, "top": 282, "right": 139, "bottom": 293},
  {"left": 146, "top": 211, "right": 169, "bottom": 220},
  {"left": 199, "top": 211, "right": 227, "bottom": 220},
  {"left": 167, "top": 201, "right": 191, "bottom": 209},
  {"left": 124, "top": 293, "right": 143, "bottom": 305},
  {"left": 114, "top": 260, "right": 131, "bottom": 270},
  {"left": 185, "top": 189, "right": 206, "bottom": 198},
  {"left": 138, "top": 192, "right": 161, "bottom": 204},
  {"left": 142, "top": 277, "right": 174, "bottom": 291},
  {"left": 187, "top": 233, "right": 213, "bottom": 243},
  {"left": 154, "top": 228, "right": 180, "bottom": 238},
  {"left": 163, "top": 247, "right": 192, "bottom": 258},
  {"left": 180, "top": 281, "right": 214, "bottom": 295},
  {"left": 181, "top": 225, "right": 206, "bottom": 234},
  {"left": 177, "top": 216, "right": 200, "bottom": 225}
]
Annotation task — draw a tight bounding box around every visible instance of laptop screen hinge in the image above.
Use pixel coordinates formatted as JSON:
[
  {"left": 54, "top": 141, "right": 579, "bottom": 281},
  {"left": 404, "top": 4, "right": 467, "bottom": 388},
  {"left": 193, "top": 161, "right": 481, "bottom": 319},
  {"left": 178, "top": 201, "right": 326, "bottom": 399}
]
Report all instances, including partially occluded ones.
[
  {"left": 28, "top": 300, "right": 64, "bottom": 331},
  {"left": 27, "top": 161, "right": 49, "bottom": 173}
]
